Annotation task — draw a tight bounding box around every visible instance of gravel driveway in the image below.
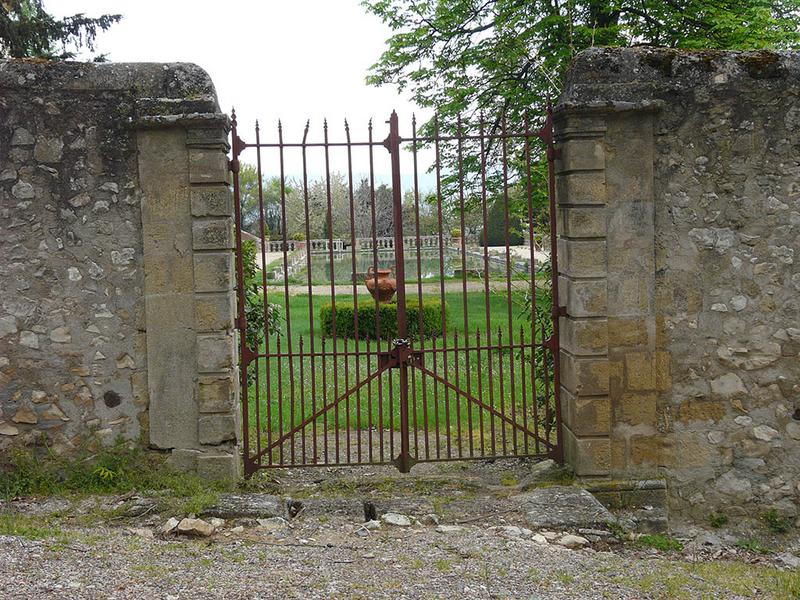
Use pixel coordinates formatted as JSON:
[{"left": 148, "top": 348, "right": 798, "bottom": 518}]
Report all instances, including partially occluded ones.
[{"left": 0, "top": 513, "right": 796, "bottom": 599}]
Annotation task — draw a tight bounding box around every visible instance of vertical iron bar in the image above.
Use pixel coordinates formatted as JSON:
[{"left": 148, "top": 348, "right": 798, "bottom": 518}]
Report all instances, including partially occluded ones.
[
  {"left": 254, "top": 350, "right": 261, "bottom": 460},
  {"left": 497, "top": 326, "right": 507, "bottom": 454},
  {"left": 479, "top": 116, "right": 496, "bottom": 457},
  {"left": 542, "top": 321, "right": 552, "bottom": 447},
  {"left": 519, "top": 324, "right": 529, "bottom": 454},
  {"left": 431, "top": 334, "right": 441, "bottom": 458},
  {"left": 230, "top": 109, "right": 251, "bottom": 473},
  {"left": 524, "top": 110, "right": 540, "bottom": 455},
  {"left": 254, "top": 120, "right": 270, "bottom": 466},
  {"left": 433, "top": 115, "right": 451, "bottom": 459},
  {"left": 453, "top": 329, "right": 462, "bottom": 456},
  {"left": 322, "top": 120, "right": 341, "bottom": 464},
  {"left": 366, "top": 335, "right": 374, "bottom": 463},
  {"left": 486, "top": 327, "right": 496, "bottom": 456},
  {"left": 300, "top": 121, "right": 319, "bottom": 464},
  {"left": 275, "top": 334, "right": 284, "bottom": 464},
  {"left": 476, "top": 328, "right": 486, "bottom": 456},
  {"left": 386, "top": 111, "right": 412, "bottom": 472},
  {"left": 500, "top": 115, "right": 518, "bottom": 455},
  {"left": 344, "top": 120, "right": 362, "bottom": 464},
  {"left": 299, "top": 336, "right": 306, "bottom": 463},
  {"left": 322, "top": 336, "right": 329, "bottom": 463},
  {"left": 411, "top": 114, "right": 429, "bottom": 460},
  {"left": 367, "top": 120, "right": 384, "bottom": 463},
  {"left": 545, "top": 103, "right": 564, "bottom": 463},
  {"left": 277, "top": 121, "right": 297, "bottom": 465},
  {"left": 456, "top": 115, "right": 473, "bottom": 458}
]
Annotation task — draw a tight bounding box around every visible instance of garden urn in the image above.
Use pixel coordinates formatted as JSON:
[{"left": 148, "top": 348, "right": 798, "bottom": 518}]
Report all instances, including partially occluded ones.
[{"left": 365, "top": 266, "right": 397, "bottom": 303}]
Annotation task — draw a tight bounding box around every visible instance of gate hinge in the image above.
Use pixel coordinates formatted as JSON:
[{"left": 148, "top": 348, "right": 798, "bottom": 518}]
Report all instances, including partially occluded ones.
[
  {"left": 240, "top": 345, "right": 257, "bottom": 367},
  {"left": 553, "top": 306, "right": 568, "bottom": 318}
]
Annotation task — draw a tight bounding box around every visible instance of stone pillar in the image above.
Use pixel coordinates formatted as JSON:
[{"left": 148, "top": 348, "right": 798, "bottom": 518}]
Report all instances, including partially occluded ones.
[
  {"left": 555, "top": 102, "right": 663, "bottom": 478},
  {"left": 137, "top": 114, "right": 240, "bottom": 480}
]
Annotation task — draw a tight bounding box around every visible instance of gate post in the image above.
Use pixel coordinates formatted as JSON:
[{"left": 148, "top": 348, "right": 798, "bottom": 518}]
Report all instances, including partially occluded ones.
[
  {"left": 385, "top": 111, "right": 413, "bottom": 473},
  {"left": 137, "top": 86, "right": 240, "bottom": 480},
  {"left": 553, "top": 102, "right": 660, "bottom": 478}
]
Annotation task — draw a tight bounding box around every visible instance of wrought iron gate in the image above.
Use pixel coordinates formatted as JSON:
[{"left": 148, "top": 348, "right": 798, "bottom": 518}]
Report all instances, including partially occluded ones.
[{"left": 231, "top": 108, "right": 562, "bottom": 475}]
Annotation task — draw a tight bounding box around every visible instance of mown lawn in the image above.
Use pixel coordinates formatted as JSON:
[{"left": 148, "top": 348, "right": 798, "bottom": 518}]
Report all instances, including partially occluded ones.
[{"left": 244, "top": 290, "right": 557, "bottom": 464}]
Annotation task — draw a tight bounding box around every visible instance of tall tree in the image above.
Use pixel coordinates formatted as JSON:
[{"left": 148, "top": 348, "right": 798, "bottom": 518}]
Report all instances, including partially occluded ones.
[
  {"left": 238, "top": 163, "right": 285, "bottom": 237},
  {"left": 364, "top": 0, "right": 800, "bottom": 125},
  {"left": 363, "top": 0, "right": 800, "bottom": 234},
  {"left": 0, "top": 0, "right": 120, "bottom": 59}
]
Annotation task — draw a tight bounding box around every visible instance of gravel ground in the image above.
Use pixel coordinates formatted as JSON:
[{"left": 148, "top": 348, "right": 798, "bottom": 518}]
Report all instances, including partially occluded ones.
[
  {"left": 0, "top": 512, "right": 796, "bottom": 600},
  {"left": 1, "top": 462, "right": 796, "bottom": 599}
]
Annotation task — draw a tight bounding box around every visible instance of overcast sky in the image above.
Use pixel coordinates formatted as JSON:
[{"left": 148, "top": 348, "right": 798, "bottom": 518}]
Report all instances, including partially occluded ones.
[{"left": 54, "top": 0, "right": 436, "bottom": 187}]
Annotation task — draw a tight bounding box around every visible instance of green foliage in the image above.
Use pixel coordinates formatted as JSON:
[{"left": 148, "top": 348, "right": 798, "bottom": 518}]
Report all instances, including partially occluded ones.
[
  {"left": 0, "top": 440, "right": 233, "bottom": 500},
  {"left": 735, "top": 538, "right": 773, "bottom": 554},
  {"left": 241, "top": 239, "right": 282, "bottom": 352},
  {"left": 762, "top": 508, "right": 791, "bottom": 533},
  {"left": 450, "top": 228, "right": 462, "bottom": 238},
  {"left": 363, "top": 0, "right": 800, "bottom": 237},
  {"left": 319, "top": 298, "right": 449, "bottom": 340},
  {"left": 364, "top": 0, "right": 800, "bottom": 125},
  {"left": 0, "top": 513, "right": 63, "bottom": 540},
  {"left": 708, "top": 512, "right": 728, "bottom": 528},
  {"left": 238, "top": 164, "right": 284, "bottom": 236},
  {"left": 636, "top": 533, "right": 684, "bottom": 552},
  {"left": 480, "top": 195, "right": 525, "bottom": 247},
  {"left": 0, "top": 0, "right": 120, "bottom": 59}
]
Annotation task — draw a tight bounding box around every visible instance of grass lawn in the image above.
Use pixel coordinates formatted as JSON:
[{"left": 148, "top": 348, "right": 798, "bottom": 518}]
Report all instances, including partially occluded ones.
[{"left": 244, "top": 289, "right": 556, "bottom": 465}]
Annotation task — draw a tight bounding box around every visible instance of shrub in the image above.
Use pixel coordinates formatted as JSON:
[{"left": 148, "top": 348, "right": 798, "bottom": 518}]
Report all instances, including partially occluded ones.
[
  {"left": 242, "top": 239, "right": 282, "bottom": 351},
  {"left": 291, "top": 231, "right": 306, "bottom": 241},
  {"left": 450, "top": 228, "right": 462, "bottom": 238},
  {"left": 479, "top": 197, "right": 524, "bottom": 247},
  {"left": 319, "top": 298, "right": 448, "bottom": 340}
]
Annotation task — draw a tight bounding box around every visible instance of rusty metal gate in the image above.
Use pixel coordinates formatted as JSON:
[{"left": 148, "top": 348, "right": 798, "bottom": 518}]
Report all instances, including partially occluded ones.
[{"left": 231, "top": 108, "right": 562, "bottom": 475}]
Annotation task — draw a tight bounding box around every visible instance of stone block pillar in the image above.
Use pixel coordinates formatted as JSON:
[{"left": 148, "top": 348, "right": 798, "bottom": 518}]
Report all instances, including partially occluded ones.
[
  {"left": 555, "top": 102, "right": 663, "bottom": 478},
  {"left": 137, "top": 113, "right": 240, "bottom": 480}
]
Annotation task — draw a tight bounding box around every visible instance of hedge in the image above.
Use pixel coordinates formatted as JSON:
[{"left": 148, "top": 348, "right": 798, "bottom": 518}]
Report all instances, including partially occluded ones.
[{"left": 320, "top": 298, "right": 449, "bottom": 340}]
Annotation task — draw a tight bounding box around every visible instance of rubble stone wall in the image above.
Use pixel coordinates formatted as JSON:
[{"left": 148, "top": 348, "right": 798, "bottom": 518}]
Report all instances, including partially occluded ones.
[
  {"left": 0, "top": 60, "right": 239, "bottom": 479},
  {"left": 557, "top": 48, "right": 800, "bottom": 519}
]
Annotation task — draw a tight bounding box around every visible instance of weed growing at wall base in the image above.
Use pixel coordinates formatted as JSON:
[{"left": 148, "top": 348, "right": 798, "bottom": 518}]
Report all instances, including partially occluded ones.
[{"left": 0, "top": 440, "right": 234, "bottom": 506}]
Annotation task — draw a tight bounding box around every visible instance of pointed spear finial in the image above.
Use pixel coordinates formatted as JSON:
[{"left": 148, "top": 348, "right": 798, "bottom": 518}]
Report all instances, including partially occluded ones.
[
  {"left": 230, "top": 107, "right": 237, "bottom": 127},
  {"left": 302, "top": 119, "right": 310, "bottom": 144}
]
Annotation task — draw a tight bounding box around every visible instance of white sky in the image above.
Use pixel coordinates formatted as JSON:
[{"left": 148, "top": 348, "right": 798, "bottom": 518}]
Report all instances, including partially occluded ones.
[{"left": 53, "top": 0, "right": 437, "bottom": 188}]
